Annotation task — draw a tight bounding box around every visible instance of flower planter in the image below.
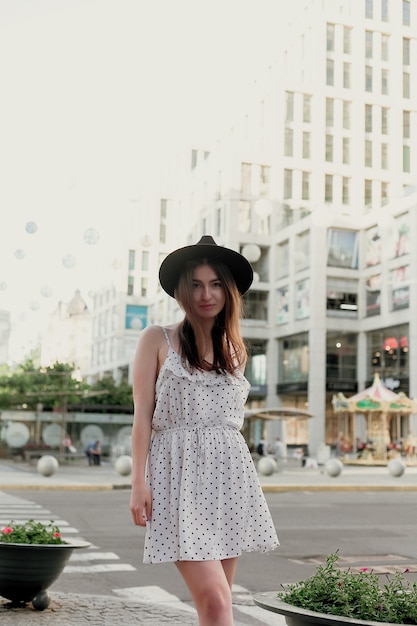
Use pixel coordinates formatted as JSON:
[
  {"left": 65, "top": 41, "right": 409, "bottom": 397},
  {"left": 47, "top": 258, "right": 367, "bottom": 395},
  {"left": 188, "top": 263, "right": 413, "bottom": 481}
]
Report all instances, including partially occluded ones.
[
  {"left": 0, "top": 539, "right": 90, "bottom": 610},
  {"left": 253, "top": 595, "right": 403, "bottom": 626}
]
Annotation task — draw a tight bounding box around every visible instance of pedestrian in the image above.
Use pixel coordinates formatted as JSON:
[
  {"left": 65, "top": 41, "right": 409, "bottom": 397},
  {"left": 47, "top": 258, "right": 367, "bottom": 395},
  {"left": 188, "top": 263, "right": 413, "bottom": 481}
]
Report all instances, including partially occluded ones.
[
  {"left": 273, "top": 437, "right": 284, "bottom": 463},
  {"left": 84, "top": 440, "right": 101, "bottom": 466},
  {"left": 129, "top": 235, "right": 279, "bottom": 626}
]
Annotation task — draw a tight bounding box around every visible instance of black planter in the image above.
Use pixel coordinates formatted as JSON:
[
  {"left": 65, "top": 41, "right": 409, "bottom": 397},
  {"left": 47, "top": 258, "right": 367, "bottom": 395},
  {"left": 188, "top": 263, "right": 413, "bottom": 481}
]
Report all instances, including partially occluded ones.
[
  {"left": 253, "top": 595, "right": 402, "bottom": 626},
  {"left": 0, "top": 540, "right": 90, "bottom": 610}
]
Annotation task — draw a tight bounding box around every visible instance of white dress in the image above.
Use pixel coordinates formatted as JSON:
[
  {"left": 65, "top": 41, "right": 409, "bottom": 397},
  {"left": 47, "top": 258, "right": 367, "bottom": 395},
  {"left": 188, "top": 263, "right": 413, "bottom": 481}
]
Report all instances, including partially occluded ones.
[{"left": 143, "top": 329, "right": 279, "bottom": 564}]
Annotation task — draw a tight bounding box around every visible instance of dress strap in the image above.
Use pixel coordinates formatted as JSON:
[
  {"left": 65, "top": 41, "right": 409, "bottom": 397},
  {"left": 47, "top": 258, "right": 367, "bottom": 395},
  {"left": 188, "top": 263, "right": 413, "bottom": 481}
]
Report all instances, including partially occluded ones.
[{"left": 162, "top": 327, "right": 171, "bottom": 347}]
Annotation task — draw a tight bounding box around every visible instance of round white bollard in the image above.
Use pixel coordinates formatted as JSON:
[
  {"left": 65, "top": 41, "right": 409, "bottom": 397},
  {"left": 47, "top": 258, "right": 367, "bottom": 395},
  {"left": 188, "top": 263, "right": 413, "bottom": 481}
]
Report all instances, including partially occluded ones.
[
  {"left": 257, "top": 457, "right": 276, "bottom": 476},
  {"left": 388, "top": 458, "right": 406, "bottom": 478},
  {"left": 325, "top": 458, "right": 343, "bottom": 478},
  {"left": 114, "top": 455, "right": 132, "bottom": 476},
  {"left": 37, "top": 455, "right": 59, "bottom": 477}
]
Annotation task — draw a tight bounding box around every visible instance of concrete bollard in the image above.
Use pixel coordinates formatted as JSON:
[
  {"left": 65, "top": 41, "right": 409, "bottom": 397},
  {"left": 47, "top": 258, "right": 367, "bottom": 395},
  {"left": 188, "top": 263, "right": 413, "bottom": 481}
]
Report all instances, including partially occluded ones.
[
  {"left": 387, "top": 458, "right": 406, "bottom": 477},
  {"left": 114, "top": 455, "right": 132, "bottom": 476},
  {"left": 37, "top": 455, "right": 59, "bottom": 477},
  {"left": 325, "top": 458, "right": 343, "bottom": 478},
  {"left": 257, "top": 457, "right": 276, "bottom": 476}
]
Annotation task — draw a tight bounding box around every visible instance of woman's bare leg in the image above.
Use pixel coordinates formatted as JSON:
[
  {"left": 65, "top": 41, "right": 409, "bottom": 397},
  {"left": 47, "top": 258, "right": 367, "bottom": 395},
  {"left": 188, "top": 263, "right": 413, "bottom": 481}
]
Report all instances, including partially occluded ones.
[{"left": 176, "top": 559, "right": 237, "bottom": 626}]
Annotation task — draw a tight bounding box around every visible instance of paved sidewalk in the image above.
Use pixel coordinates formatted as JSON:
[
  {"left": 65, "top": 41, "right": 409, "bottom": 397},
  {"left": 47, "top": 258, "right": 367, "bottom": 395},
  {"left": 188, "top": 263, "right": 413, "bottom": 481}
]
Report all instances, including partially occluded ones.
[
  {"left": 0, "top": 456, "right": 416, "bottom": 492},
  {"left": 1, "top": 457, "right": 416, "bottom": 625}
]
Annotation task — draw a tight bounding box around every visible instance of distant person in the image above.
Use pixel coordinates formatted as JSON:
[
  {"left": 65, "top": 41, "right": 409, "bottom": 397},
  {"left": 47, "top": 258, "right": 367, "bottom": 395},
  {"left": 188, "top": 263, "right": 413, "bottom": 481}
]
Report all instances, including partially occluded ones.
[
  {"left": 273, "top": 437, "right": 284, "bottom": 463},
  {"left": 63, "top": 433, "right": 76, "bottom": 454},
  {"left": 85, "top": 440, "right": 101, "bottom": 466}
]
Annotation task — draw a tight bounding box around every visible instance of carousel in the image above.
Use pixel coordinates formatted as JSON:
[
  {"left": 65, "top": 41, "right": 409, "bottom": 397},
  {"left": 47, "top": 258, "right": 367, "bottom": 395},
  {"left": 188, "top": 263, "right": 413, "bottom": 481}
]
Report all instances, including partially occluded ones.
[{"left": 331, "top": 372, "right": 417, "bottom": 463}]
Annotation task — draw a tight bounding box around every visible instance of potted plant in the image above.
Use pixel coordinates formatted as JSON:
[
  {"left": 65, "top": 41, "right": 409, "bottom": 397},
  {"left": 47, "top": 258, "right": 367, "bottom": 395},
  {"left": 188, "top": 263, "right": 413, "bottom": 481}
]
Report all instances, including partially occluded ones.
[
  {"left": 0, "top": 519, "right": 90, "bottom": 611},
  {"left": 254, "top": 551, "right": 417, "bottom": 625}
]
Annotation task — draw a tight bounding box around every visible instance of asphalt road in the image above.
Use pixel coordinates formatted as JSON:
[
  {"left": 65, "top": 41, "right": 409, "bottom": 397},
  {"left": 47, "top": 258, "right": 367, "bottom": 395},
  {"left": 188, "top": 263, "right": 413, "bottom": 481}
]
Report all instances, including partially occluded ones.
[{"left": 8, "top": 489, "right": 417, "bottom": 602}]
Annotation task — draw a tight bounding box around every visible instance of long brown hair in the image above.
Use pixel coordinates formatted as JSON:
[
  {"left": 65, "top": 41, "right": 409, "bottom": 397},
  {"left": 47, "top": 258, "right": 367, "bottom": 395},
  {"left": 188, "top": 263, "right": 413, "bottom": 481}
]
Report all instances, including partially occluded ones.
[{"left": 175, "top": 258, "right": 247, "bottom": 374}]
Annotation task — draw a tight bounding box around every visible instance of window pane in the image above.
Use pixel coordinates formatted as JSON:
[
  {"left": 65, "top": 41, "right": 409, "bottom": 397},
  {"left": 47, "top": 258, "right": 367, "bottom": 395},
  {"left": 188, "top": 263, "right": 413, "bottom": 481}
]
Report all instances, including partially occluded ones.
[{"left": 326, "top": 59, "right": 334, "bottom": 86}]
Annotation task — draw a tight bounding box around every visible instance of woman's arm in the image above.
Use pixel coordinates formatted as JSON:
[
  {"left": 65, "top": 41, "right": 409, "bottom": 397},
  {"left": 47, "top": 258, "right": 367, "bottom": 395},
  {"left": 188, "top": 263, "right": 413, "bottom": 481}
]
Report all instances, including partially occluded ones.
[{"left": 129, "top": 325, "right": 162, "bottom": 527}]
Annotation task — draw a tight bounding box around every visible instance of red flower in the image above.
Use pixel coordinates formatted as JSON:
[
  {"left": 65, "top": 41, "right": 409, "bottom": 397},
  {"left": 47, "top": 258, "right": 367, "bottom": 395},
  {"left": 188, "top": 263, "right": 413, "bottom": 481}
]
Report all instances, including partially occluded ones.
[
  {"left": 53, "top": 532, "right": 61, "bottom": 538},
  {"left": 1, "top": 527, "right": 13, "bottom": 534},
  {"left": 360, "top": 567, "right": 369, "bottom": 572}
]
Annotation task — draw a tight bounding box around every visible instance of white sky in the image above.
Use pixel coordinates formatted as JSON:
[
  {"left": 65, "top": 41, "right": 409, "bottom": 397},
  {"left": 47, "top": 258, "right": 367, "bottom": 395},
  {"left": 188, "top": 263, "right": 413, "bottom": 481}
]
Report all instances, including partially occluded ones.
[{"left": 0, "top": 0, "right": 303, "bottom": 362}]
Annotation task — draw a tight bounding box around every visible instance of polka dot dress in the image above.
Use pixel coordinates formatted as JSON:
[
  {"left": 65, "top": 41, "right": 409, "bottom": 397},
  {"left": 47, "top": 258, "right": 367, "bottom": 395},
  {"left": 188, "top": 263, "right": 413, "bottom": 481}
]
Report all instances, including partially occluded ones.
[{"left": 143, "top": 329, "right": 279, "bottom": 564}]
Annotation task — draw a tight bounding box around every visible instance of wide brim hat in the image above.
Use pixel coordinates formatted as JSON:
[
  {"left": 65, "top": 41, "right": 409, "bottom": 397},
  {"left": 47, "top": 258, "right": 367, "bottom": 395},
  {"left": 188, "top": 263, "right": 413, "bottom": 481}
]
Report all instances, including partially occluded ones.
[{"left": 159, "top": 235, "right": 253, "bottom": 297}]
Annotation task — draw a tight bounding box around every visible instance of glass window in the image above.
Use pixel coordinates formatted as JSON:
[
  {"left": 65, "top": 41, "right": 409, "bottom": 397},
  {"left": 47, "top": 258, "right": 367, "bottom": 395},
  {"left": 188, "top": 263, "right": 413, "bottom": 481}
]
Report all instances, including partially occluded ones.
[
  {"left": 140, "top": 276, "right": 148, "bottom": 297},
  {"left": 302, "top": 171, "right": 310, "bottom": 200},
  {"left": 403, "top": 0, "right": 410, "bottom": 26},
  {"left": 381, "top": 69, "right": 389, "bottom": 95},
  {"left": 279, "top": 334, "right": 309, "bottom": 384},
  {"left": 403, "top": 110, "right": 410, "bottom": 138},
  {"left": 285, "top": 91, "right": 294, "bottom": 122},
  {"left": 381, "top": 107, "right": 389, "bottom": 134},
  {"left": 295, "top": 231, "right": 310, "bottom": 272},
  {"left": 342, "top": 177, "right": 350, "bottom": 204},
  {"left": 365, "top": 226, "right": 382, "bottom": 267},
  {"left": 365, "top": 0, "right": 373, "bottom": 19},
  {"left": 403, "top": 145, "right": 410, "bottom": 173},
  {"left": 160, "top": 198, "right": 167, "bottom": 218},
  {"left": 364, "top": 179, "right": 372, "bottom": 206},
  {"left": 260, "top": 165, "right": 270, "bottom": 196},
  {"left": 343, "top": 101, "right": 351, "bottom": 129},
  {"left": 141, "top": 250, "right": 149, "bottom": 271},
  {"left": 365, "top": 139, "right": 372, "bottom": 167},
  {"left": 326, "top": 98, "right": 334, "bottom": 127},
  {"left": 325, "top": 134, "right": 333, "bottom": 161},
  {"left": 327, "top": 229, "right": 358, "bottom": 269},
  {"left": 381, "top": 143, "right": 388, "bottom": 169},
  {"left": 326, "top": 59, "right": 334, "bottom": 86},
  {"left": 277, "top": 287, "right": 289, "bottom": 325},
  {"left": 241, "top": 163, "right": 252, "bottom": 194},
  {"left": 343, "top": 26, "right": 351, "bottom": 54},
  {"left": 277, "top": 241, "right": 289, "bottom": 278},
  {"left": 393, "top": 214, "right": 410, "bottom": 259},
  {"left": 403, "top": 72, "right": 410, "bottom": 98},
  {"left": 302, "top": 132, "right": 311, "bottom": 159},
  {"left": 284, "top": 169, "right": 293, "bottom": 199},
  {"left": 243, "top": 291, "right": 268, "bottom": 320},
  {"left": 365, "top": 65, "right": 373, "bottom": 92},
  {"left": 127, "top": 275, "right": 134, "bottom": 296},
  {"left": 303, "top": 94, "right": 311, "bottom": 123},
  {"left": 159, "top": 222, "right": 166, "bottom": 244},
  {"left": 238, "top": 200, "right": 251, "bottom": 234},
  {"left": 325, "top": 174, "right": 333, "bottom": 202},
  {"left": 366, "top": 275, "right": 381, "bottom": 317},
  {"left": 343, "top": 62, "right": 351, "bottom": 88},
  {"left": 391, "top": 266, "right": 409, "bottom": 311},
  {"left": 368, "top": 324, "right": 409, "bottom": 381},
  {"left": 128, "top": 249, "right": 135, "bottom": 271},
  {"left": 327, "top": 278, "right": 358, "bottom": 318},
  {"left": 381, "top": 182, "right": 389, "bottom": 205},
  {"left": 381, "top": 34, "right": 389, "bottom": 61},
  {"left": 327, "top": 23, "right": 335, "bottom": 51},
  {"left": 403, "top": 38, "right": 410, "bottom": 65},
  {"left": 285, "top": 128, "right": 294, "bottom": 156},
  {"left": 296, "top": 279, "right": 310, "bottom": 320},
  {"left": 245, "top": 340, "right": 267, "bottom": 387},
  {"left": 365, "top": 104, "right": 372, "bottom": 132},
  {"left": 365, "top": 31, "right": 373, "bottom": 58},
  {"left": 326, "top": 332, "right": 357, "bottom": 381},
  {"left": 381, "top": 0, "right": 388, "bottom": 21}
]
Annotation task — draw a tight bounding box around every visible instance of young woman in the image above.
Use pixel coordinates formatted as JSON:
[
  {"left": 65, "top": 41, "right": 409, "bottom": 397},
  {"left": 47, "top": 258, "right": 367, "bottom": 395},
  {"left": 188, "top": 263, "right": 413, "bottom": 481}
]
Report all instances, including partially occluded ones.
[{"left": 130, "top": 235, "right": 278, "bottom": 626}]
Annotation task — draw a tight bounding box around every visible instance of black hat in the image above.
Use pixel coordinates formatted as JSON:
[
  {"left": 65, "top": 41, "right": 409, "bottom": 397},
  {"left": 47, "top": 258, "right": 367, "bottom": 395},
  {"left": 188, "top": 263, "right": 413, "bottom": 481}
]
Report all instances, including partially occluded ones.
[{"left": 159, "top": 235, "right": 253, "bottom": 297}]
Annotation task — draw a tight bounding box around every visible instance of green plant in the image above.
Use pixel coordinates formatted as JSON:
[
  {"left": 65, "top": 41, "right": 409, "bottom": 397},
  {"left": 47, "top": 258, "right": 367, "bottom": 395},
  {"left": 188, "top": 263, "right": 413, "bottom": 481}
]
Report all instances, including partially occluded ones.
[
  {"left": 0, "top": 519, "right": 65, "bottom": 545},
  {"left": 278, "top": 551, "right": 417, "bottom": 624}
]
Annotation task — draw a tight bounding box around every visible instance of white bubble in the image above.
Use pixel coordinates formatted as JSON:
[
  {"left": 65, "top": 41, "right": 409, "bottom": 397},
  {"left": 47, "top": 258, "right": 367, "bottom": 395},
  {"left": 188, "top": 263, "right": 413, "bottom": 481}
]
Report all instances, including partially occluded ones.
[
  {"left": 15, "top": 249, "right": 25, "bottom": 260},
  {"left": 0, "top": 282, "right": 7, "bottom": 291},
  {"left": 62, "top": 254, "right": 76, "bottom": 268},
  {"left": 40, "top": 286, "right": 53, "bottom": 298},
  {"left": 30, "top": 300, "right": 40, "bottom": 310},
  {"left": 25, "top": 221, "right": 38, "bottom": 234},
  {"left": 83, "top": 227, "right": 100, "bottom": 245}
]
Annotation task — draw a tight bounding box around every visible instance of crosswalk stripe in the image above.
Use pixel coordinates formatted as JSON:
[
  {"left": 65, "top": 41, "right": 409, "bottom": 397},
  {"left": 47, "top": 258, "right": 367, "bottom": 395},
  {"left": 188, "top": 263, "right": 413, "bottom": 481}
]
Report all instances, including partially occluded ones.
[
  {"left": 64, "top": 563, "right": 136, "bottom": 573},
  {"left": 69, "top": 551, "right": 120, "bottom": 562}
]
